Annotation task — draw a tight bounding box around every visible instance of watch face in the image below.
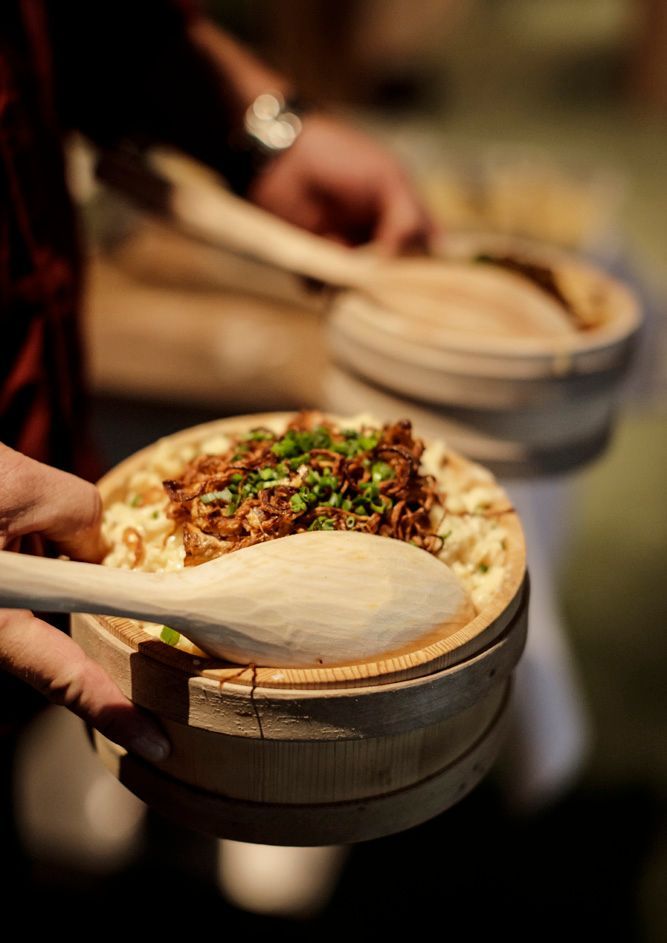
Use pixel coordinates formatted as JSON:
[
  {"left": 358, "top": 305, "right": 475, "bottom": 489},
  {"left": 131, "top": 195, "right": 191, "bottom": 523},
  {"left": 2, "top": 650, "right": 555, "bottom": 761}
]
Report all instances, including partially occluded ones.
[{"left": 245, "top": 92, "right": 303, "bottom": 152}]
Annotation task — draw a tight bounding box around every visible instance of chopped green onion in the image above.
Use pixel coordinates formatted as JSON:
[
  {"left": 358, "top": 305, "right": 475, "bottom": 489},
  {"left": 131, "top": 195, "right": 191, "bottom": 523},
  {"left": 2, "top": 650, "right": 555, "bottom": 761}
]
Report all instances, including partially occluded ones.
[
  {"left": 182, "top": 422, "right": 405, "bottom": 538},
  {"left": 371, "top": 461, "right": 394, "bottom": 482},
  {"left": 129, "top": 494, "right": 142, "bottom": 507},
  {"left": 331, "top": 441, "right": 350, "bottom": 455},
  {"left": 359, "top": 435, "right": 379, "bottom": 451},
  {"left": 297, "top": 487, "right": 318, "bottom": 505},
  {"left": 360, "top": 481, "right": 380, "bottom": 500},
  {"left": 290, "top": 493, "right": 308, "bottom": 513},
  {"left": 311, "top": 427, "right": 331, "bottom": 449},
  {"left": 271, "top": 441, "right": 292, "bottom": 459},
  {"left": 160, "top": 625, "right": 180, "bottom": 646},
  {"left": 478, "top": 563, "right": 489, "bottom": 573},
  {"left": 309, "top": 516, "right": 335, "bottom": 531}
]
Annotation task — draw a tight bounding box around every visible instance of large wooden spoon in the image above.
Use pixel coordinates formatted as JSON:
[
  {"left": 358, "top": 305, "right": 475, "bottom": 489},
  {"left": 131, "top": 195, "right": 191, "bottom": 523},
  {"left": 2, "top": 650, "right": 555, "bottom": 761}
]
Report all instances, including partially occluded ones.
[
  {"left": 97, "top": 149, "right": 576, "bottom": 339},
  {"left": 0, "top": 531, "right": 474, "bottom": 667}
]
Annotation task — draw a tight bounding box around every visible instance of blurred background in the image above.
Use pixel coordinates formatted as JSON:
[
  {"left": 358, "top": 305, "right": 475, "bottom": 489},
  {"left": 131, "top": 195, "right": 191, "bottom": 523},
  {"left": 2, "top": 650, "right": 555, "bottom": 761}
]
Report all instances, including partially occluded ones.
[{"left": 10, "top": 1, "right": 666, "bottom": 940}]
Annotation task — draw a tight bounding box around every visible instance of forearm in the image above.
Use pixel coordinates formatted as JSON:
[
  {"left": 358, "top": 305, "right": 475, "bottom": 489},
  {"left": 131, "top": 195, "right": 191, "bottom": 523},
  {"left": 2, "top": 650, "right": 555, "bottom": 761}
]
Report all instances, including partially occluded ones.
[
  {"left": 46, "top": 1, "right": 434, "bottom": 249},
  {"left": 186, "top": 19, "right": 293, "bottom": 126},
  {"left": 48, "top": 2, "right": 294, "bottom": 191}
]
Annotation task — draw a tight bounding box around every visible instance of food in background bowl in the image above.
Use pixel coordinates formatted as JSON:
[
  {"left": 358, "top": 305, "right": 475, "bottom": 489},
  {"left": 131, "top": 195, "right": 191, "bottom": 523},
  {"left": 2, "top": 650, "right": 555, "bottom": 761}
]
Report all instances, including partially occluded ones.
[{"left": 102, "top": 412, "right": 520, "bottom": 660}]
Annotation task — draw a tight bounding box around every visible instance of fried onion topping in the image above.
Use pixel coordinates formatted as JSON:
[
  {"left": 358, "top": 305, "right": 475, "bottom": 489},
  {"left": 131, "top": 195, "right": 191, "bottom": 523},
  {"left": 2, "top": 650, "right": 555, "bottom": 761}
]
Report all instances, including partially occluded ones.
[{"left": 163, "top": 413, "right": 445, "bottom": 566}]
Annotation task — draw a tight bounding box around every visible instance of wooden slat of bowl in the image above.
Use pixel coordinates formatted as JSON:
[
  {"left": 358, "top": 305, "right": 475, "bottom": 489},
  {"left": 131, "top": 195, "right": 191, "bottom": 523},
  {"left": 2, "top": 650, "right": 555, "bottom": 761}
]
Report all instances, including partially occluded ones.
[
  {"left": 90, "top": 683, "right": 511, "bottom": 846},
  {"left": 95, "top": 412, "right": 526, "bottom": 689},
  {"left": 120, "top": 683, "right": 505, "bottom": 803},
  {"left": 328, "top": 300, "right": 636, "bottom": 405}
]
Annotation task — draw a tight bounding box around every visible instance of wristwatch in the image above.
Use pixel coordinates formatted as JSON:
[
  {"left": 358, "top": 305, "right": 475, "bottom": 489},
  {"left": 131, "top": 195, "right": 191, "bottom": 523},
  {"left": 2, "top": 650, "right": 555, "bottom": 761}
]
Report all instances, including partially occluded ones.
[
  {"left": 243, "top": 91, "right": 305, "bottom": 154},
  {"left": 225, "top": 91, "right": 309, "bottom": 195}
]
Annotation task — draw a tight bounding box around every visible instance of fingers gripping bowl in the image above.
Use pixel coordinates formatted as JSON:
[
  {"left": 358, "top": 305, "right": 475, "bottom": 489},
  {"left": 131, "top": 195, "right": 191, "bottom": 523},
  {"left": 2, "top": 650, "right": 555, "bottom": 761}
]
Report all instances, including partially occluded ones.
[{"left": 72, "top": 412, "right": 527, "bottom": 844}]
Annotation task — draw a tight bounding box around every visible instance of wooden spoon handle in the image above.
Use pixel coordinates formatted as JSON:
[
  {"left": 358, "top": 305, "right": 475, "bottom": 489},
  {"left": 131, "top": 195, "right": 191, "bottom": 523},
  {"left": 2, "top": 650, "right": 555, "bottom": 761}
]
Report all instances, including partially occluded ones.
[
  {"left": 97, "top": 148, "right": 380, "bottom": 288},
  {"left": 168, "top": 172, "right": 378, "bottom": 288},
  {"left": 0, "top": 550, "right": 176, "bottom": 626}
]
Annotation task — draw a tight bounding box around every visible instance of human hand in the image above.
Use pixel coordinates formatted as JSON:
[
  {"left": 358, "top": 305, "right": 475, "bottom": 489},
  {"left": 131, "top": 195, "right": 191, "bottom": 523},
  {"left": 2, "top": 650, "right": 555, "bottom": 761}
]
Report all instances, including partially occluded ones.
[
  {"left": 247, "top": 112, "right": 438, "bottom": 252},
  {"left": 0, "top": 444, "right": 170, "bottom": 762}
]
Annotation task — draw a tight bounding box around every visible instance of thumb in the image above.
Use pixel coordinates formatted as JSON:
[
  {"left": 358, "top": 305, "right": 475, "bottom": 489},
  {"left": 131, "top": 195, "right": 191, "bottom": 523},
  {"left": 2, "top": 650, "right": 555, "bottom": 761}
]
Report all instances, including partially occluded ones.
[{"left": 0, "top": 608, "right": 170, "bottom": 763}]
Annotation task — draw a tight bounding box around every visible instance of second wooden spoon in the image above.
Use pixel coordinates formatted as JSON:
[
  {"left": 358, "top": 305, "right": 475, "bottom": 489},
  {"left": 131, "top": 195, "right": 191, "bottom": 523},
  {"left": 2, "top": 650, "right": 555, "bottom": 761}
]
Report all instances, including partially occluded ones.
[{"left": 97, "top": 149, "right": 576, "bottom": 339}]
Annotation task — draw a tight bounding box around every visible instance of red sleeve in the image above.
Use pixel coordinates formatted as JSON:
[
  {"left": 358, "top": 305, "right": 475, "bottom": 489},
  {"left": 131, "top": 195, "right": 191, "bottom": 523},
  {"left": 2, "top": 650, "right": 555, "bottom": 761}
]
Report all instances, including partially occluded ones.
[{"left": 46, "top": 0, "right": 253, "bottom": 192}]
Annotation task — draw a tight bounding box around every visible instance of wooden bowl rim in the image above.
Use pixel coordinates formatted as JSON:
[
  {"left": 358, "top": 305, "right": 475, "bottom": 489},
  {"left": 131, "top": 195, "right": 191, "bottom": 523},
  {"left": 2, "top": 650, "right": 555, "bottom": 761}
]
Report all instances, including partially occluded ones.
[{"left": 97, "top": 412, "right": 526, "bottom": 689}]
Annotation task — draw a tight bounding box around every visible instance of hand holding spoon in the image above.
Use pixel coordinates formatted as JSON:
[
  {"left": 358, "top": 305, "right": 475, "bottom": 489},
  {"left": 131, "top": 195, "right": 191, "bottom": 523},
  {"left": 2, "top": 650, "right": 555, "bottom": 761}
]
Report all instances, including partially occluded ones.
[
  {"left": 97, "top": 149, "right": 576, "bottom": 338},
  {"left": 0, "top": 531, "right": 474, "bottom": 667}
]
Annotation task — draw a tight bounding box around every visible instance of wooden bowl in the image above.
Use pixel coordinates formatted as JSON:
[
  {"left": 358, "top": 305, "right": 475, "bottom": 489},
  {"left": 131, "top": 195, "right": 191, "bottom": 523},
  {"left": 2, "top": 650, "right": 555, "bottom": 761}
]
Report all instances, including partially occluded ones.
[
  {"left": 327, "top": 235, "right": 641, "bottom": 476},
  {"left": 72, "top": 412, "right": 527, "bottom": 845}
]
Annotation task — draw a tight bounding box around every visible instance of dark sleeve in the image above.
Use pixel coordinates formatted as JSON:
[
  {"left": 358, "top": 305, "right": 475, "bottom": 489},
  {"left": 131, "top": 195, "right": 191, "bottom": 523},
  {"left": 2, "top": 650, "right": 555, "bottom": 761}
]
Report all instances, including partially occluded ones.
[{"left": 46, "top": 0, "right": 254, "bottom": 193}]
